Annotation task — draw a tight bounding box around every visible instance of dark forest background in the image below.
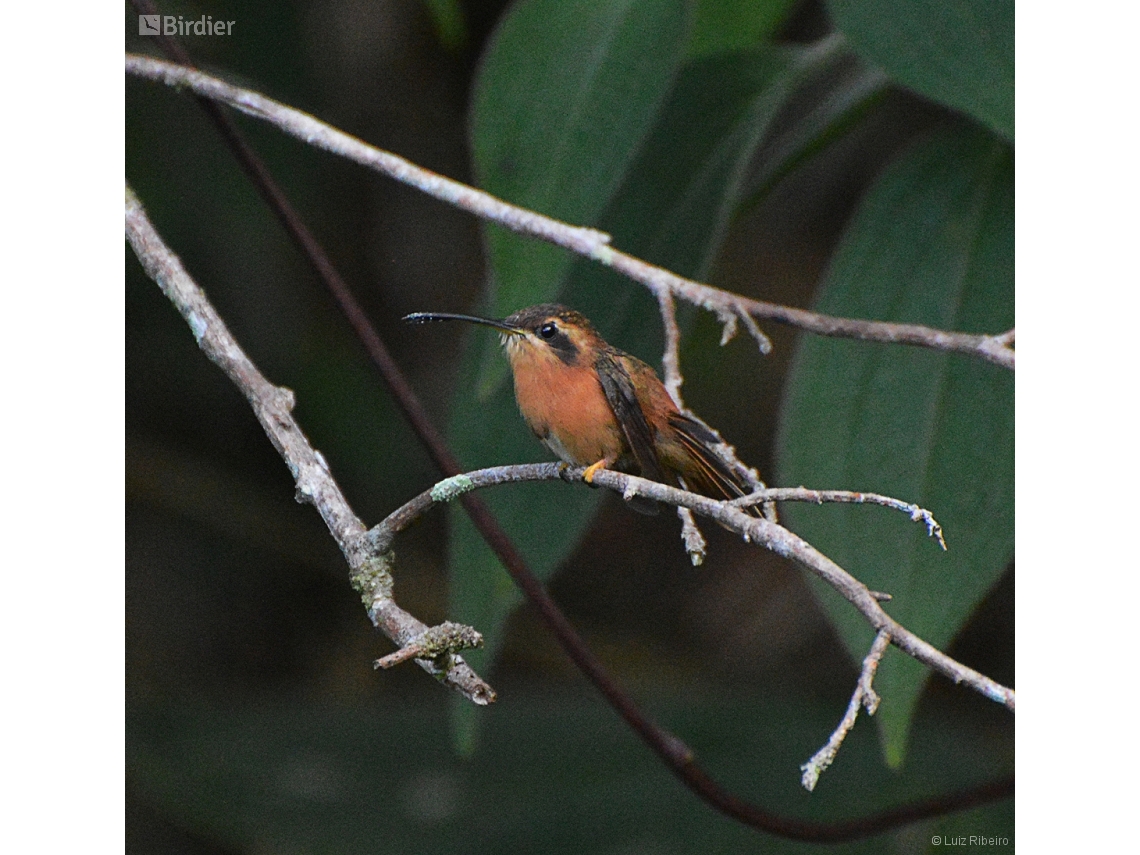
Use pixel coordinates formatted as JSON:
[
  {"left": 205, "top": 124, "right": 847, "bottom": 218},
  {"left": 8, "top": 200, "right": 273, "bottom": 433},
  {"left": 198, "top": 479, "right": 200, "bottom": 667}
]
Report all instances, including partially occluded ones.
[{"left": 125, "top": 1, "right": 1014, "bottom": 851}]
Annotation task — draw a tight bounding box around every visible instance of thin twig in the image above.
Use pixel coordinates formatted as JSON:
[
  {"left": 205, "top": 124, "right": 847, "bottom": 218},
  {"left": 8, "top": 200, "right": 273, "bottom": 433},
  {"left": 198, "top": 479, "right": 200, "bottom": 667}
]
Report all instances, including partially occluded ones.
[
  {"left": 801, "top": 629, "right": 892, "bottom": 792},
  {"left": 655, "top": 287, "right": 685, "bottom": 407},
  {"left": 735, "top": 305, "right": 774, "bottom": 357},
  {"left": 644, "top": 286, "right": 772, "bottom": 530},
  {"left": 677, "top": 507, "right": 708, "bottom": 567},
  {"left": 125, "top": 186, "right": 495, "bottom": 706},
  {"left": 371, "top": 463, "right": 1015, "bottom": 714},
  {"left": 731, "top": 487, "right": 946, "bottom": 550},
  {"left": 373, "top": 622, "right": 484, "bottom": 670},
  {"left": 124, "top": 54, "right": 1015, "bottom": 371},
  {"left": 650, "top": 288, "right": 725, "bottom": 556},
  {"left": 593, "top": 471, "right": 1013, "bottom": 710}
]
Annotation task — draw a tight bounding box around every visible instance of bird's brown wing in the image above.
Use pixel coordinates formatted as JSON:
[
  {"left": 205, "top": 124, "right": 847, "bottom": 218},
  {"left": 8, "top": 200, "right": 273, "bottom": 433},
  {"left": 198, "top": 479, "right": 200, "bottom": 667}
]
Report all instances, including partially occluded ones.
[
  {"left": 594, "top": 348, "right": 666, "bottom": 484},
  {"left": 667, "top": 412, "right": 763, "bottom": 516}
]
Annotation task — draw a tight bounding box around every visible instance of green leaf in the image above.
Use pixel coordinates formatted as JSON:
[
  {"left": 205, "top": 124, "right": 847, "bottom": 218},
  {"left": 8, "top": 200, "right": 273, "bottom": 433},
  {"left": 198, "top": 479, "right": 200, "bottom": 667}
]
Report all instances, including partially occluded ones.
[
  {"left": 775, "top": 122, "right": 1013, "bottom": 767},
  {"left": 450, "top": 42, "right": 827, "bottom": 747},
  {"left": 470, "top": 0, "right": 690, "bottom": 337},
  {"left": 827, "top": 0, "right": 1014, "bottom": 141},
  {"left": 591, "top": 46, "right": 804, "bottom": 278},
  {"left": 740, "top": 44, "right": 889, "bottom": 205},
  {"left": 687, "top": 0, "right": 800, "bottom": 58}
]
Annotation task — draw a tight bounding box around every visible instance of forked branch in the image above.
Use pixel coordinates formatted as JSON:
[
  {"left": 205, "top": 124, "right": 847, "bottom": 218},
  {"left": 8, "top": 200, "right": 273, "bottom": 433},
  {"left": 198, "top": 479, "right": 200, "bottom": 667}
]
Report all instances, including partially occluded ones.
[{"left": 801, "top": 629, "right": 892, "bottom": 791}]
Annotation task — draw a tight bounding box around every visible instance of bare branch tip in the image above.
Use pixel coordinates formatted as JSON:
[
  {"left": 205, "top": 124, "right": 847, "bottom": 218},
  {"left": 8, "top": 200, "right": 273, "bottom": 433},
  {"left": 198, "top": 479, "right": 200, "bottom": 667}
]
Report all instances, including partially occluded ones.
[
  {"left": 126, "top": 189, "right": 497, "bottom": 700},
  {"left": 801, "top": 630, "right": 891, "bottom": 790},
  {"left": 861, "top": 689, "right": 881, "bottom": 716},
  {"left": 909, "top": 506, "right": 948, "bottom": 550},
  {"left": 678, "top": 507, "right": 707, "bottom": 566},
  {"left": 718, "top": 312, "right": 738, "bottom": 346},
  {"left": 736, "top": 308, "right": 773, "bottom": 355}
]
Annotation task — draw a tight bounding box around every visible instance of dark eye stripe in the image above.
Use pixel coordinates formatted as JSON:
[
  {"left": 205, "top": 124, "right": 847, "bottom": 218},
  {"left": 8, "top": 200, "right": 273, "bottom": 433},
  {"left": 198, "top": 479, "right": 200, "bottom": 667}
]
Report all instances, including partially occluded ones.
[{"left": 534, "top": 320, "right": 578, "bottom": 364}]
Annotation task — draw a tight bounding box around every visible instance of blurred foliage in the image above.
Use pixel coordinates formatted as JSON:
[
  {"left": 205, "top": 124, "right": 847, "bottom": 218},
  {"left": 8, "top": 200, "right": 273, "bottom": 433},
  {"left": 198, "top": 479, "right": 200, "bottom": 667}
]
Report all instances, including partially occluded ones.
[
  {"left": 422, "top": 0, "right": 468, "bottom": 52},
  {"left": 129, "top": 688, "right": 1011, "bottom": 854},
  {"left": 126, "top": 0, "right": 1013, "bottom": 852}
]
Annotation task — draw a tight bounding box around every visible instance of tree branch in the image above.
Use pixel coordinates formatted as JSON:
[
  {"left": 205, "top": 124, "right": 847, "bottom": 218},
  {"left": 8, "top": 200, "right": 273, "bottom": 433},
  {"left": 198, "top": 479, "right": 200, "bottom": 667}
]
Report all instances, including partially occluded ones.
[
  {"left": 124, "top": 54, "right": 1014, "bottom": 371},
  {"left": 730, "top": 487, "right": 946, "bottom": 550},
  {"left": 371, "top": 463, "right": 1014, "bottom": 715},
  {"left": 801, "top": 629, "right": 892, "bottom": 792},
  {"left": 125, "top": 185, "right": 495, "bottom": 706},
  {"left": 654, "top": 286, "right": 686, "bottom": 406}
]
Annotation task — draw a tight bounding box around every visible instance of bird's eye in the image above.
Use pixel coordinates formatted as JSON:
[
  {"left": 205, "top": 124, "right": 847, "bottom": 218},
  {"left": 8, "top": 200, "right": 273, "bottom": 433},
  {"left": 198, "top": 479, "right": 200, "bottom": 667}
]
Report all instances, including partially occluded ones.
[{"left": 538, "top": 322, "right": 558, "bottom": 340}]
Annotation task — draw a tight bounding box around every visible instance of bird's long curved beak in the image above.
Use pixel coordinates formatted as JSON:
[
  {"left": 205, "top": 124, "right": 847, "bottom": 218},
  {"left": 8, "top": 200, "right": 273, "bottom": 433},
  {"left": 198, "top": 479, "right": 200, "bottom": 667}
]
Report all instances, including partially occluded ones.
[{"left": 403, "top": 312, "right": 525, "bottom": 336}]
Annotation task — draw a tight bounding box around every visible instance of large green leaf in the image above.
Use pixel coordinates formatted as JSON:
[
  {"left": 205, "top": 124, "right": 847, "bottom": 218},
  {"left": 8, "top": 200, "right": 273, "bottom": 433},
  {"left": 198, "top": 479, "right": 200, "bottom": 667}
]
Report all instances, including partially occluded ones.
[
  {"left": 827, "top": 0, "right": 1014, "bottom": 141},
  {"left": 590, "top": 47, "right": 807, "bottom": 279},
  {"left": 775, "top": 122, "right": 1013, "bottom": 767},
  {"left": 449, "top": 38, "right": 845, "bottom": 749},
  {"left": 470, "top": 0, "right": 689, "bottom": 337}
]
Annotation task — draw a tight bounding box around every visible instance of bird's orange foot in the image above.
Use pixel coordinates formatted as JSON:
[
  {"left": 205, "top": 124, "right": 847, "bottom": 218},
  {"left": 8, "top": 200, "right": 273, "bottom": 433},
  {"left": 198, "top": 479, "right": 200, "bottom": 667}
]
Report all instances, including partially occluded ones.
[{"left": 582, "top": 459, "right": 608, "bottom": 484}]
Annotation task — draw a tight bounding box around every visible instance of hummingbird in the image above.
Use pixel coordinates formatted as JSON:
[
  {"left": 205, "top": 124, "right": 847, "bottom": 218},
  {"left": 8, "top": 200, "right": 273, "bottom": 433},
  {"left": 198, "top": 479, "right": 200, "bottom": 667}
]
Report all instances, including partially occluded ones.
[{"left": 405, "top": 304, "right": 760, "bottom": 514}]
